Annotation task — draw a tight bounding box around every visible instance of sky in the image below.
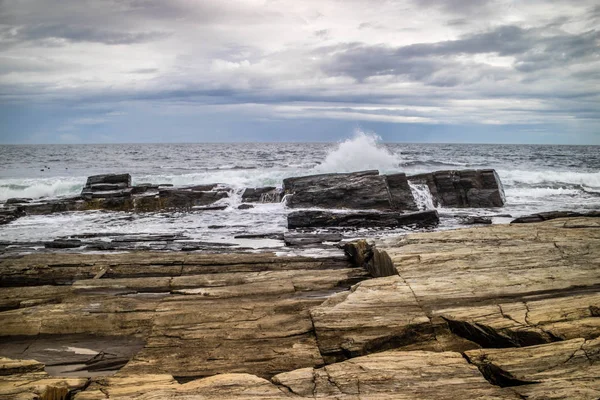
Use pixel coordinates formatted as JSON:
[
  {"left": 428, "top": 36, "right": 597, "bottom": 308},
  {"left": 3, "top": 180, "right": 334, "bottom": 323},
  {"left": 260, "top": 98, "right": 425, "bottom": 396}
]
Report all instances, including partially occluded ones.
[{"left": 0, "top": 0, "right": 599, "bottom": 144}]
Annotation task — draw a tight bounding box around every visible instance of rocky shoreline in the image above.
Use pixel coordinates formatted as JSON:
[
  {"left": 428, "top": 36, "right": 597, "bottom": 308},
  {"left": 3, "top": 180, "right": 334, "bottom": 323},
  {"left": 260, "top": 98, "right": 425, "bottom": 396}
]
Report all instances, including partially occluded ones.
[
  {"left": 1, "top": 216, "right": 599, "bottom": 399},
  {"left": 0, "top": 168, "right": 505, "bottom": 228},
  {"left": 1, "top": 169, "right": 598, "bottom": 398}
]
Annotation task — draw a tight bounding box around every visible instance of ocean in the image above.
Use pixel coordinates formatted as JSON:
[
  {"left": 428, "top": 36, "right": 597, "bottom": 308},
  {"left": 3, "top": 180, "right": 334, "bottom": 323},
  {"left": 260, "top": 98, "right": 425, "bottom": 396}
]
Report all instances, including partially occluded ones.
[{"left": 1, "top": 133, "right": 599, "bottom": 251}]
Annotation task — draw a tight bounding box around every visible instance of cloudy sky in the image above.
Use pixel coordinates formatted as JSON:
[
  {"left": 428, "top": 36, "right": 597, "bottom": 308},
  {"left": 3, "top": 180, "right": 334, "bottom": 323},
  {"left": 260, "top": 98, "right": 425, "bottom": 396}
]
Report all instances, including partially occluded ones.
[{"left": 1, "top": 0, "right": 599, "bottom": 144}]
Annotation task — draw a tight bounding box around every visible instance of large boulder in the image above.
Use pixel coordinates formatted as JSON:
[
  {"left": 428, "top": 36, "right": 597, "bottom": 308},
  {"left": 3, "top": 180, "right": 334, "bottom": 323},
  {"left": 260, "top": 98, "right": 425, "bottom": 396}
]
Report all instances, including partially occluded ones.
[
  {"left": 283, "top": 170, "right": 393, "bottom": 210},
  {"left": 287, "top": 210, "right": 439, "bottom": 229},
  {"left": 81, "top": 173, "right": 132, "bottom": 200},
  {"left": 386, "top": 173, "right": 418, "bottom": 210},
  {"left": 85, "top": 173, "right": 131, "bottom": 187},
  {"left": 409, "top": 169, "right": 505, "bottom": 208}
]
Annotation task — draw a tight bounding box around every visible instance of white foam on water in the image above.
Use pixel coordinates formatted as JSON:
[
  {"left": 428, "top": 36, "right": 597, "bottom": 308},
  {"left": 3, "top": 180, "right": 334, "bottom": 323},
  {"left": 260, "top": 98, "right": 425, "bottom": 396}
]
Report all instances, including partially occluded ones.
[
  {"left": 408, "top": 182, "right": 436, "bottom": 210},
  {"left": 499, "top": 170, "right": 600, "bottom": 188},
  {"left": 313, "top": 130, "right": 400, "bottom": 174},
  {"left": 504, "top": 187, "right": 581, "bottom": 198},
  {"left": 0, "top": 177, "right": 85, "bottom": 201}
]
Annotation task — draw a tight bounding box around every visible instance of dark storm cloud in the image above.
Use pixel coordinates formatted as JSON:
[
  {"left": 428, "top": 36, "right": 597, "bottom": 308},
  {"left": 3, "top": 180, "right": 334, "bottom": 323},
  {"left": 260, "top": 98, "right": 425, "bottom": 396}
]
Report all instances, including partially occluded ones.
[
  {"left": 14, "top": 24, "right": 168, "bottom": 45},
  {"left": 320, "top": 25, "right": 599, "bottom": 81}
]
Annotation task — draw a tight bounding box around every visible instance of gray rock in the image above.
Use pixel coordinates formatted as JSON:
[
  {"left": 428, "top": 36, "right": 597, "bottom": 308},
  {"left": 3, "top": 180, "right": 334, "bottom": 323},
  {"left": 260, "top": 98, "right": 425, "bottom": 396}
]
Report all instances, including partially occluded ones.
[
  {"left": 185, "top": 184, "right": 219, "bottom": 191},
  {"left": 242, "top": 187, "right": 282, "bottom": 203},
  {"left": 385, "top": 173, "right": 418, "bottom": 211},
  {"left": 44, "top": 239, "right": 83, "bottom": 249},
  {"left": 283, "top": 170, "right": 393, "bottom": 210},
  {"left": 131, "top": 184, "right": 159, "bottom": 195},
  {"left": 237, "top": 204, "right": 254, "bottom": 210},
  {"left": 234, "top": 233, "right": 285, "bottom": 240},
  {"left": 511, "top": 210, "right": 600, "bottom": 224},
  {"left": 132, "top": 189, "right": 229, "bottom": 211},
  {"left": 90, "top": 183, "right": 128, "bottom": 191},
  {"left": 0, "top": 208, "right": 24, "bottom": 225},
  {"left": 191, "top": 205, "right": 228, "bottom": 211},
  {"left": 85, "top": 173, "right": 131, "bottom": 187},
  {"left": 89, "top": 188, "right": 133, "bottom": 199},
  {"left": 409, "top": 169, "right": 505, "bottom": 208},
  {"left": 287, "top": 210, "right": 439, "bottom": 229},
  {"left": 461, "top": 216, "right": 493, "bottom": 225},
  {"left": 283, "top": 233, "right": 344, "bottom": 246},
  {"left": 20, "top": 199, "right": 83, "bottom": 215},
  {"left": 5, "top": 198, "right": 32, "bottom": 204}
]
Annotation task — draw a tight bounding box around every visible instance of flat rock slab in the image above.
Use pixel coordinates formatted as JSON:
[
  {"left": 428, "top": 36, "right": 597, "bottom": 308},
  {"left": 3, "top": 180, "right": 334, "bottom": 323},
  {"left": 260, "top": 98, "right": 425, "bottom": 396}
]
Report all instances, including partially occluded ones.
[
  {"left": 273, "top": 350, "right": 520, "bottom": 399},
  {"left": 376, "top": 217, "right": 600, "bottom": 309},
  {"left": 1, "top": 350, "right": 521, "bottom": 399},
  {"left": 0, "top": 335, "right": 145, "bottom": 377},
  {"left": 0, "top": 252, "right": 368, "bottom": 381},
  {"left": 1, "top": 217, "right": 599, "bottom": 399},
  {"left": 310, "top": 276, "right": 433, "bottom": 362},
  {"left": 287, "top": 210, "right": 439, "bottom": 229}
]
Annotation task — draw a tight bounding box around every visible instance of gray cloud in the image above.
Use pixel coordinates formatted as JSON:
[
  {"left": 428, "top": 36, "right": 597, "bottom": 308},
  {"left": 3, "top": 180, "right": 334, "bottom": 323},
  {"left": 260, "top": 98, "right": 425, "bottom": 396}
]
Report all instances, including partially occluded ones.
[
  {"left": 0, "top": 0, "right": 598, "bottom": 143},
  {"left": 411, "top": 0, "right": 497, "bottom": 16},
  {"left": 319, "top": 24, "right": 599, "bottom": 82},
  {"left": 14, "top": 24, "right": 168, "bottom": 45}
]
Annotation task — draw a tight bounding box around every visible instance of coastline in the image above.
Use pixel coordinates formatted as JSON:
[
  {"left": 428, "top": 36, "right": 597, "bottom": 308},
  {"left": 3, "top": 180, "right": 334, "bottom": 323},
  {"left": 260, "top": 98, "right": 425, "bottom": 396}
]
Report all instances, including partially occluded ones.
[{"left": 1, "top": 216, "right": 599, "bottom": 399}]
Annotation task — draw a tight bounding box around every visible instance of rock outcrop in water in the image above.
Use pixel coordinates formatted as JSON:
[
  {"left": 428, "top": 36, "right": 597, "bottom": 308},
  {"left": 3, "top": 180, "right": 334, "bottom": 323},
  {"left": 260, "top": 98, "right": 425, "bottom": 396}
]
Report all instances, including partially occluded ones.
[
  {"left": 7, "top": 175, "right": 229, "bottom": 216},
  {"left": 282, "top": 169, "right": 505, "bottom": 213},
  {"left": 283, "top": 170, "right": 402, "bottom": 210},
  {"left": 1, "top": 169, "right": 506, "bottom": 229},
  {"left": 287, "top": 210, "right": 439, "bottom": 229},
  {"left": 242, "top": 186, "right": 283, "bottom": 203},
  {"left": 511, "top": 210, "right": 600, "bottom": 224},
  {"left": 408, "top": 169, "right": 505, "bottom": 208},
  {"left": 1, "top": 217, "right": 598, "bottom": 399},
  {"left": 81, "top": 174, "right": 132, "bottom": 199}
]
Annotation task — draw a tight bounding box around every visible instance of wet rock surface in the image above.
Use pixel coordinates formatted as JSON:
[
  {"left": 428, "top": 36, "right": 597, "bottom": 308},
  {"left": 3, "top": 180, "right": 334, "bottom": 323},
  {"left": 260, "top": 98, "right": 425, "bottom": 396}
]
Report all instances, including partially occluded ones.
[
  {"left": 409, "top": 169, "right": 505, "bottom": 208},
  {"left": 1, "top": 217, "right": 598, "bottom": 399},
  {"left": 283, "top": 170, "right": 395, "bottom": 210},
  {"left": 511, "top": 210, "right": 600, "bottom": 224},
  {"left": 0, "top": 169, "right": 507, "bottom": 233},
  {"left": 242, "top": 186, "right": 283, "bottom": 203},
  {"left": 287, "top": 209, "right": 439, "bottom": 229}
]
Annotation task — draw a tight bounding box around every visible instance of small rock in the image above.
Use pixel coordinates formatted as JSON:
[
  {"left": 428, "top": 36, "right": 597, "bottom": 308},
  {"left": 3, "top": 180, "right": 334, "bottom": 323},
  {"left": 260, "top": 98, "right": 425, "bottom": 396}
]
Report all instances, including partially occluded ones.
[
  {"left": 288, "top": 210, "right": 439, "bottom": 229},
  {"left": 44, "top": 239, "right": 83, "bottom": 249},
  {"left": 460, "top": 216, "right": 492, "bottom": 225}
]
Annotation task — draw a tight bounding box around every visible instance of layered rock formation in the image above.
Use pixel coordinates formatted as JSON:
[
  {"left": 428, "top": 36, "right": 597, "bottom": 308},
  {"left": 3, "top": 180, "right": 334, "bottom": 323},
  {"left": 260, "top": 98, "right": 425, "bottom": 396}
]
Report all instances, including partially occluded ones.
[
  {"left": 1, "top": 217, "right": 598, "bottom": 399},
  {"left": 409, "top": 169, "right": 505, "bottom": 208},
  {"left": 287, "top": 210, "right": 439, "bottom": 229},
  {"left": 1, "top": 169, "right": 506, "bottom": 230},
  {"left": 283, "top": 170, "right": 402, "bottom": 210}
]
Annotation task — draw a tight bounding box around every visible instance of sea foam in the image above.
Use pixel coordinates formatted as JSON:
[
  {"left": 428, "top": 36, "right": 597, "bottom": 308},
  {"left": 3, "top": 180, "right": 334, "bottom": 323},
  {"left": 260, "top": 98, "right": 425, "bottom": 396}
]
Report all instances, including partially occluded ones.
[
  {"left": 313, "top": 130, "right": 400, "bottom": 174},
  {"left": 500, "top": 170, "right": 600, "bottom": 189},
  {"left": 0, "top": 177, "right": 85, "bottom": 202}
]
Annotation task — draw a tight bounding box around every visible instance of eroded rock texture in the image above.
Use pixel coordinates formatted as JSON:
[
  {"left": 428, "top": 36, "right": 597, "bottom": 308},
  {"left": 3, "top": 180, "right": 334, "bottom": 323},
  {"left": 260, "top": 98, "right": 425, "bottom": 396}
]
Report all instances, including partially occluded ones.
[
  {"left": 1, "top": 217, "right": 598, "bottom": 399},
  {"left": 409, "top": 169, "right": 505, "bottom": 208}
]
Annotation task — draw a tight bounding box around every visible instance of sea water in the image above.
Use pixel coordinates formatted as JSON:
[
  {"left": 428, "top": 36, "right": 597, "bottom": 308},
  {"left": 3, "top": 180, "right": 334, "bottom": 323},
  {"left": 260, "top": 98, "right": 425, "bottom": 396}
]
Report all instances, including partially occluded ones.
[{"left": 1, "top": 132, "right": 599, "bottom": 247}]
